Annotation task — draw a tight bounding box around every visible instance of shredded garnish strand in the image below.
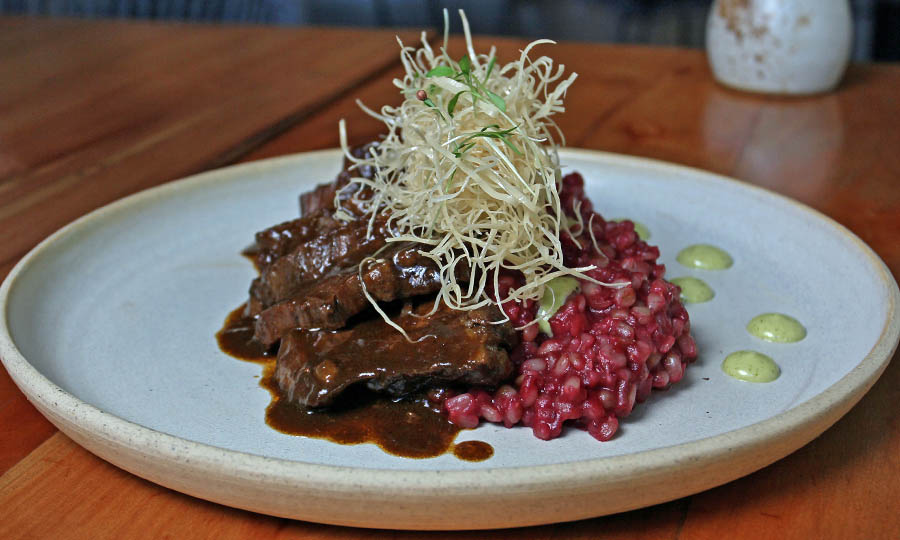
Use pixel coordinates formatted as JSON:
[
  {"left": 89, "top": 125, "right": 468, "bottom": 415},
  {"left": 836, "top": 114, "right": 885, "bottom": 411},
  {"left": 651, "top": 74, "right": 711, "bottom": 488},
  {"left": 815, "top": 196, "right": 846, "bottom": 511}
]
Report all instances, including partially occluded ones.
[{"left": 337, "top": 9, "right": 617, "bottom": 322}]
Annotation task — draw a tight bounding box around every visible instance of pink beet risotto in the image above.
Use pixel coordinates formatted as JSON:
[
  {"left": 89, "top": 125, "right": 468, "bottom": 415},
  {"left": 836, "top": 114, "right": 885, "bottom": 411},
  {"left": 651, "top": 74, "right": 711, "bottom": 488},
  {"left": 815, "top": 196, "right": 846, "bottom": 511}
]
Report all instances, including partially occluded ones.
[{"left": 445, "top": 172, "right": 698, "bottom": 441}]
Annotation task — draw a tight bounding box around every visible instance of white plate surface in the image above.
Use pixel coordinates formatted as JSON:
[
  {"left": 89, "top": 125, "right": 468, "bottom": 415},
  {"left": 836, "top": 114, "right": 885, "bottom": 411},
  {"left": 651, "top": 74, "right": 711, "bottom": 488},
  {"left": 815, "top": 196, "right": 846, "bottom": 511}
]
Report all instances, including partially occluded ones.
[{"left": 2, "top": 149, "right": 898, "bottom": 529}]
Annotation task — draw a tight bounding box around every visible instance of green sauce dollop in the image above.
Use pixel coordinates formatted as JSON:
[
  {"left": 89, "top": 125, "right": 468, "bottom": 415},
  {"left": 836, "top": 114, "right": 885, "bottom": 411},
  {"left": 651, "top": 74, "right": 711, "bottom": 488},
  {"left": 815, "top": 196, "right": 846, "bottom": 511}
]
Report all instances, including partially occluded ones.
[
  {"left": 676, "top": 244, "right": 733, "bottom": 270},
  {"left": 722, "top": 351, "right": 781, "bottom": 383},
  {"left": 669, "top": 276, "right": 715, "bottom": 303},
  {"left": 612, "top": 218, "right": 651, "bottom": 241},
  {"left": 536, "top": 276, "right": 580, "bottom": 336},
  {"left": 747, "top": 313, "right": 806, "bottom": 343}
]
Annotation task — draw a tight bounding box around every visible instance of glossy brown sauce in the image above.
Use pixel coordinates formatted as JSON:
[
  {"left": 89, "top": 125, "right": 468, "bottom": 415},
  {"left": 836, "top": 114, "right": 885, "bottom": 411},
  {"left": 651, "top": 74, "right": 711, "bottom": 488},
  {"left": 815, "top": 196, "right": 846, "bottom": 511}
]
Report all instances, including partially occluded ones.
[
  {"left": 452, "top": 440, "right": 494, "bottom": 461},
  {"left": 217, "top": 304, "right": 494, "bottom": 461},
  {"left": 215, "top": 305, "right": 274, "bottom": 362},
  {"left": 241, "top": 244, "right": 264, "bottom": 272}
]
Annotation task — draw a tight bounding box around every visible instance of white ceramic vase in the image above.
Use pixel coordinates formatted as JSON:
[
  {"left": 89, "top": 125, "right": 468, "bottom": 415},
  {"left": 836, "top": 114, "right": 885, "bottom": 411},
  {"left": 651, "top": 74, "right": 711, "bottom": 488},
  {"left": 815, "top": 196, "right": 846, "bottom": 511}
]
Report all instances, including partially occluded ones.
[{"left": 706, "top": 0, "right": 853, "bottom": 95}]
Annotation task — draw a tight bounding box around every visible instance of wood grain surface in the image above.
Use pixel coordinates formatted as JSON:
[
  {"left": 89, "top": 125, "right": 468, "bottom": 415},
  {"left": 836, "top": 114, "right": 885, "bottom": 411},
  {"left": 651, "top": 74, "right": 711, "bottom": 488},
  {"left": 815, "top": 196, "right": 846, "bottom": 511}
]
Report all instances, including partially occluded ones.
[{"left": 1, "top": 19, "right": 899, "bottom": 539}]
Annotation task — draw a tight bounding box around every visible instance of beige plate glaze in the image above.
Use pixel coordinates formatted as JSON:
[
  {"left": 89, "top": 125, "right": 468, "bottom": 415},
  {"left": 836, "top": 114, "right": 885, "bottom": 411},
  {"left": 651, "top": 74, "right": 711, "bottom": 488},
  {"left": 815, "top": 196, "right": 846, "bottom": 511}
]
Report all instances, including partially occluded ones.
[{"left": 1, "top": 149, "right": 898, "bottom": 530}]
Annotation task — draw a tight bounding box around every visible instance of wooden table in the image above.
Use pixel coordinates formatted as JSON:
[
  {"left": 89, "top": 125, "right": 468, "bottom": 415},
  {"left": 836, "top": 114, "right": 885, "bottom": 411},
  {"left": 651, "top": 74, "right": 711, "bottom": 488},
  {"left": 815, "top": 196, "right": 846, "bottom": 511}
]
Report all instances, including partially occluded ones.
[{"left": 1, "top": 16, "right": 898, "bottom": 539}]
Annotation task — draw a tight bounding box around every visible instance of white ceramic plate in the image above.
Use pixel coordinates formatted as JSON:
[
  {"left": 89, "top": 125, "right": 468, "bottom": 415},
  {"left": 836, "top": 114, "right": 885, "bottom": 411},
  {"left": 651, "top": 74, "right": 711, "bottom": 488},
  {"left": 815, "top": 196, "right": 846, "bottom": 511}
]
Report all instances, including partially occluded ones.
[{"left": 2, "top": 149, "right": 897, "bottom": 530}]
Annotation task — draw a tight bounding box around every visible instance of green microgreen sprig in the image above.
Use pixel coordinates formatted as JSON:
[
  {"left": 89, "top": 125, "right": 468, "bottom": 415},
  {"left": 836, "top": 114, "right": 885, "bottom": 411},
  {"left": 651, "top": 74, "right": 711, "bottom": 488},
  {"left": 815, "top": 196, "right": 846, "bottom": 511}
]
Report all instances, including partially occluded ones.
[
  {"left": 452, "top": 124, "right": 522, "bottom": 157},
  {"left": 417, "top": 55, "right": 524, "bottom": 192},
  {"left": 422, "top": 55, "right": 521, "bottom": 152},
  {"left": 424, "top": 54, "right": 508, "bottom": 116}
]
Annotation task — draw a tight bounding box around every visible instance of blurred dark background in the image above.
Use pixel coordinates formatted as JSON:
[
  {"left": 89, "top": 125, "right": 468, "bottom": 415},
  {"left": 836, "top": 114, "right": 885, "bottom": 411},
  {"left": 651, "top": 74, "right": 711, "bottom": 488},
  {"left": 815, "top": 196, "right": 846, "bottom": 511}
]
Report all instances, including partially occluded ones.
[{"left": 2, "top": 0, "right": 898, "bottom": 60}]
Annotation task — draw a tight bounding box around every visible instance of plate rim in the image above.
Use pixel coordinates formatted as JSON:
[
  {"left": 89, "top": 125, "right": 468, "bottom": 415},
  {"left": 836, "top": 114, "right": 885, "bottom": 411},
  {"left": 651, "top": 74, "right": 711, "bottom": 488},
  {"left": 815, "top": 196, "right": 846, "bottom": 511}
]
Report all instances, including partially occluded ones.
[{"left": 2, "top": 148, "right": 898, "bottom": 516}]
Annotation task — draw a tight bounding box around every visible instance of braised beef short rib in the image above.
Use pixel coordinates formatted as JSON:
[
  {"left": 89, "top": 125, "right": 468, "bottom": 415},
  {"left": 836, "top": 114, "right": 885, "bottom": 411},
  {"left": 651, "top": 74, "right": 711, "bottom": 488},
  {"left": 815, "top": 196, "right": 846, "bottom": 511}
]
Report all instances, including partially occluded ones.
[
  {"left": 274, "top": 302, "right": 516, "bottom": 407},
  {"left": 245, "top": 142, "right": 496, "bottom": 411},
  {"left": 253, "top": 241, "right": 456, "bottom": 346},
  {"left": 248, "top": 145, "right": 471, "bottom": 345},
  {"left": 249, "top": 213, "right": 391, "bottom": 311}
]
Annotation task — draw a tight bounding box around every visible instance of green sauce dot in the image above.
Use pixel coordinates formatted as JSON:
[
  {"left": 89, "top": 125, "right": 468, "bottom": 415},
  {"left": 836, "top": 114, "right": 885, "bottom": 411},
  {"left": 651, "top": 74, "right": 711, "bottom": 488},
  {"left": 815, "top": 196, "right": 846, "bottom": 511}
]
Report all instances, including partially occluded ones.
[
  {"left": 612, "top": 218, "right": 651, "bottom": 241},
  {"left": 670, "top": 277, "right": 715, "bottom": 303},
  {"left": 536, "top": 276, "right": 580, "bottom": 336},
  {"left": 676, "top": 244, "right": 733, "bottom": 270},
  {"left": 722, "top": 351, "right": 780, "bottom": 382},
  {"left": 747, "top": 313, "right": 806, "bottom": 343}
]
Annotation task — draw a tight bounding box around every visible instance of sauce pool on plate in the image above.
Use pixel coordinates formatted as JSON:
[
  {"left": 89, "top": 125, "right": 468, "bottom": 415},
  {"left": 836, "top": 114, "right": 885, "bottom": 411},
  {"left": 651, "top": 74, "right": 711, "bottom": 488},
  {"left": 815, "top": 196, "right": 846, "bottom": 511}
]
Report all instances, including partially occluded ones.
[
  {"left": 216, "top": 304, "right": 494, "bottom": 461},
  {"left": 452, "top": 440, "right": 494, "bottom": 461},
  {"left": 216, "top": 305, "right": 274, "bottom": 362}
]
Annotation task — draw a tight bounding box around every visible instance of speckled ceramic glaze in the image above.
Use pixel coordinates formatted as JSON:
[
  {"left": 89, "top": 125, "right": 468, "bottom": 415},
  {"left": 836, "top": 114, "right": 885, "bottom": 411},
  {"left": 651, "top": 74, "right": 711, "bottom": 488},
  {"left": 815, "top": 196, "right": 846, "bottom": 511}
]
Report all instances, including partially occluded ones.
[
  {"left": 1, "top": 149, "right": 897, "bottom": 529},
  {"left": 707, "top": 0, "right": 853, "bottom": 94}
]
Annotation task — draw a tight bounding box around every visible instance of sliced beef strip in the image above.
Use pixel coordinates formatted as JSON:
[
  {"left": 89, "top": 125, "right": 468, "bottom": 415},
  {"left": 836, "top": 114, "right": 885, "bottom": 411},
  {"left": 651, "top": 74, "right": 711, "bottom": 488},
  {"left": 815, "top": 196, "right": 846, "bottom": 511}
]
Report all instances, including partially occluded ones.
[
  {"left": 274, "top": 302, "right": 516, "bottom": 408},
  {"left": 248, "top": 209, "right": 343, "bottom": 273},
  {"left": 246, "top": 142, "right": 379, "bottom": 272},
  {"left": 246, "top": 143, "right": 385, "bottom": 315},
  {"left": 300, "top": 142, "right": 377, "bottom": 217},
  {"left": 250, "top": 214, "right": 391, "bottom": 309},
  {"left": 254, "top": 242, "right": 467, "bottom": 346}
]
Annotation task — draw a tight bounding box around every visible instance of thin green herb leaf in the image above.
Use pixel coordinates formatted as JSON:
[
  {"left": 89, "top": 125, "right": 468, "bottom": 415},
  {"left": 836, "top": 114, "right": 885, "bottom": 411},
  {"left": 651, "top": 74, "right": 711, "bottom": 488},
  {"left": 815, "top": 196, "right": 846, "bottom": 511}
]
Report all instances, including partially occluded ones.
[
  {"left": 453, "top": 125, "right": 523, "bottom": 155},
  {"left": 499, "top": 136, "right": 523, "bottom": 155},
  {"left": 460, "top": 132, "right": 501, "bottom": 145},
  {"left": 425, "top": 65, "right": 455, "bottom": 78},
  {"left": 452, "top": 141, "right": 476, "bottom": 157},
  {"left": 458, "top": 55, "right": 471, "bottom": 74},
  {"left": 445, "top": 168, "right": 459, "bottom": 190},
  {"left": 447, "top": 91, "right": 464, "bottom": 117},
  {"left": 486, "top": 90, "right": 506, "bottom": 112},
  {"left": 424, "top": 97, "right": 446, "bottom": 120},
  {"left": 484, "top": 56, "right": 496, "bottom": 82},
  {"left": 478, "top": 125, "right": 515, "bottom": 136}
]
